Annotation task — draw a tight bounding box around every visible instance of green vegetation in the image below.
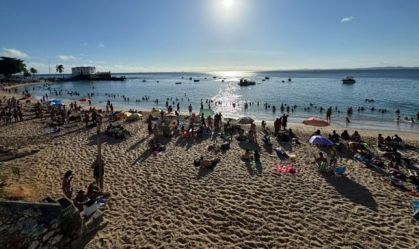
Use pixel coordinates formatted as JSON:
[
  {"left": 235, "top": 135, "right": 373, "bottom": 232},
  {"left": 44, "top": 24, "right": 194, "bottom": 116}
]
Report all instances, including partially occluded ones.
[{"left": 0, "top": 57, "right": 27, "bottom": 79}]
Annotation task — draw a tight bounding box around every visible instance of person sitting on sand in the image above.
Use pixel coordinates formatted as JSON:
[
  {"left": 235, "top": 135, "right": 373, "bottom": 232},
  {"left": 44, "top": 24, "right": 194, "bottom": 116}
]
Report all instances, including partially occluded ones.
[
  {"left": 73, "top": 190, "right": 90, "bottom": 212},
  {"left": 341, "top": 130, "right": 350, "bottom": 141},
  {"left": 377, "top": 134, "right": 385, "bottom": 148},
  {"left": 312, "top": 129, "right": 321, "bottom": 136},
  {"left": 330, "top": 130, "right": 340, "bottom": 144},
  {"left": 87, "top": 182, "right": 103, "bottom": 200},
  {"left": 62, "top": 170, "right": 73, "bottom": 199},
  {"left": 351, "top": 131, "right": 362, "bottom": 142},
  {"left": 220, "top": 141, "right": 231, "bottom": 151},
  {"left": 261, "top": 120, "right": 266, "bottom": 130},
  {"left": 262, "top": 134, "right": 272, "bottom": 146},
  {"left": 314, "top": 152, "right": 327, "bottom": 165},
  {"left": 392, "top": 134, "right": 404, "bottom": 148}
]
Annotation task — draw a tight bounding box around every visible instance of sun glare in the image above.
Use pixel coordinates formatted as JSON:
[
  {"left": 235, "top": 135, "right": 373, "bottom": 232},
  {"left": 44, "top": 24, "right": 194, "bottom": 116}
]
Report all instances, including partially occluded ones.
[{"left": 222, "top": 0, "right": 234, "bottom": 9}]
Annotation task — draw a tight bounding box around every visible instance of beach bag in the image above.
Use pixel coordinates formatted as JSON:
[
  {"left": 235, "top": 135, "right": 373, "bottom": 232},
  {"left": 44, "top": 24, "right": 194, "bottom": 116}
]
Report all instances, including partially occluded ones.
[{"left": 335, "top": 166, "right": 346, "bottom": 175}]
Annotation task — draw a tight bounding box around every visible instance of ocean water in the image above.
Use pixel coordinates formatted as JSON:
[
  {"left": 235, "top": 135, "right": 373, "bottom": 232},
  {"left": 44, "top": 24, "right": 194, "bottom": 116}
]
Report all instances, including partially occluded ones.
[{"left": 28, "top": 69, "right": 419, "bottom": 132}]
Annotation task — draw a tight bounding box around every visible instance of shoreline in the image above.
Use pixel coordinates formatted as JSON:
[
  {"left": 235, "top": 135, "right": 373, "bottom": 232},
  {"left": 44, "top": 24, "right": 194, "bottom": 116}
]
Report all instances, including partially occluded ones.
[{"left": 0, "top": 82, "right": 419, "bottom": 138}]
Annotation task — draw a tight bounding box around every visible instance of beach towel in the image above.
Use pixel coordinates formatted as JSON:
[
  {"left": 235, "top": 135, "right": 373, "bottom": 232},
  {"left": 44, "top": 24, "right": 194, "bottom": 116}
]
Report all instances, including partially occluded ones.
[{"left": 276, "top": 164, "right": 298, "bottom": 175}]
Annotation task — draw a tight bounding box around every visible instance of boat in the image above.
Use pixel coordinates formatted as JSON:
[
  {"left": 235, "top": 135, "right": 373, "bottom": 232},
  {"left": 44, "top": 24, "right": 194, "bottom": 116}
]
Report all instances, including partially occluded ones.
[
  {"left": 288, "top": 78, "right": 292, "bottom": 82},
  {"left": 238, "top": 78, "right": 256, "bottom": 87},
  {"left": 175, "top": 82, "right": 182, "bottom": 85},
  {"left": 342, "top": 76, "right": 356, "bottom": 84},
  {"left": 194, "top": 79, "right": 200, "bottom": 82},
  {"left": 265, "top": 76, "right": 270, "bottom": 80}
]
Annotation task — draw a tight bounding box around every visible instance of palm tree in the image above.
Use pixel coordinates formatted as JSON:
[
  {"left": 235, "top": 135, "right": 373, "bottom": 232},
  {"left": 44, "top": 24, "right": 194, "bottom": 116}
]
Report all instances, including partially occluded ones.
[
  {"left": 30, "top": 67, "right": 37, "bottom": 78},
  {"left": 56, "top": 64, "right": 64, "bottom": 78}
]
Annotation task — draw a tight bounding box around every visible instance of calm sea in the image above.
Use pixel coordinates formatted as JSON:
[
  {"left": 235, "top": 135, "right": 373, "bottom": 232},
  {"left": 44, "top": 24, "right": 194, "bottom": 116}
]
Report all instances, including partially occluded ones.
[{"left": 28, "top": 69, "right": 419, "bottom": 132}]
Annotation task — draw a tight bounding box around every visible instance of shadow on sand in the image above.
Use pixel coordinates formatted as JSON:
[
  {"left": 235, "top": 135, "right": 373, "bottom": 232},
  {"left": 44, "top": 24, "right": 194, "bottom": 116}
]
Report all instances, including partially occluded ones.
[{"left": 324, "top": 175, "right": 378, "bottom": 211}]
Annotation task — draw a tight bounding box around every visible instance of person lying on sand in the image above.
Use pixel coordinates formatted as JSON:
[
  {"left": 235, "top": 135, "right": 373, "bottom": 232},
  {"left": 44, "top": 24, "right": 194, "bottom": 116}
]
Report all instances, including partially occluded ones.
[
  {"left": 208, "top": 143, "right": 221, "bottom": 153},
  {"left": 194, "top": 156, "right": 220, "bottom": 170},
  {"left": 148, "top": 140, "right": 166, "bottom": 152}
]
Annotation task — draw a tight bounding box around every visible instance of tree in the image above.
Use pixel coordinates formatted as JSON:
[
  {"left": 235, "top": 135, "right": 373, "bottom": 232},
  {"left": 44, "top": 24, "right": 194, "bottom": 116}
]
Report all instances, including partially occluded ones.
[
  {"left": 23, "top": 68, "right": 31, "bottom": 77},
  {"left": 30, "top": 67, "right": 38, "bottom": 76},
  {"left": 56, "top": 64, "right": 64, "bottom": 78},
  {"left": 0, "top": 57, "right": 27, "bottom": 79}
]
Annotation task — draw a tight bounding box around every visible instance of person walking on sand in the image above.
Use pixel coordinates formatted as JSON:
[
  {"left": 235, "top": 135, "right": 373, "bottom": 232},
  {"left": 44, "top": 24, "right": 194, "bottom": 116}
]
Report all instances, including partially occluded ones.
[{"left": 92, "top": 155, "right": 104, "bottom": 189}]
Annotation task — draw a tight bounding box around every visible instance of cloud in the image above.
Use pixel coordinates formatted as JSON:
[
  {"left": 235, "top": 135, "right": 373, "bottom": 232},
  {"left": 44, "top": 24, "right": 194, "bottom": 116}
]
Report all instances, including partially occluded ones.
[
  {"left": 58, "top": 55, "right": 77, "bottom": 61},
  {"left": 341, "top": 16, "right": 354, "bottom": 23},
  {"left": 1, "top": 48, "right": 29, "bottom": 58},
  {"left": 80, "top": 42, "right": 88, "bottom": 47},
  {"left": 98, "top": 42, "right": 105, "bottom": 48}
]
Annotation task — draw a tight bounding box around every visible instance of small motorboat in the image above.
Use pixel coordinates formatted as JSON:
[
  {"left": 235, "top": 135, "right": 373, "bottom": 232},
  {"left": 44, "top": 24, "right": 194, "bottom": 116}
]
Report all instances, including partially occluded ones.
[
  {"left": 342, "top": 76, "right": 356, "bottom": 84},
  {"left": 288, "top": 78, "right": 292, "bottom": 82},
  {"left": 265, "top": 76, "right": 270, "bottom": 80},
  {"left": 175, "top": 82, "right": 182, "bottom": 85},
  {"left": 238, "top": 78, "right": 256, "bottom": 87},
  {"left": 194, "top": 79, "right": 200, "bottom": 82}
]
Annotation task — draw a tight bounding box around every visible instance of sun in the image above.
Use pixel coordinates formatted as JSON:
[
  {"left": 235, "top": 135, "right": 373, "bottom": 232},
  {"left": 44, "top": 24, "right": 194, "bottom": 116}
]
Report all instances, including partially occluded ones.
[{"left": 222, "top": 0, "right": 234, "bottom": 9}]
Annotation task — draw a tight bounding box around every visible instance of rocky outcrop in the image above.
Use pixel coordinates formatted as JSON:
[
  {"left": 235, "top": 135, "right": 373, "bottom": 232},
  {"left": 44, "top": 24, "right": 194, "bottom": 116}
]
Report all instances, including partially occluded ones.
[{"left": 0, "top": 197, "right": 83, "bottom": 249}]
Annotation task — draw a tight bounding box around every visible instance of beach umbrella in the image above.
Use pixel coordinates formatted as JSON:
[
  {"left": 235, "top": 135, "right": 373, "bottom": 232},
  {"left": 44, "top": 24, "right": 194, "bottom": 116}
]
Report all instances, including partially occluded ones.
[
  {"left": 309, "top": 136, "right": 334, "bottom": 146},
  {"left": 238, "top": 116, "right": 254, "bottom": 125},
  {"left": 302, "top": 117, "right": 329, "bottom": 127},
  {"left": 199, "top": 109, "right": 215, "bottom": 118}
]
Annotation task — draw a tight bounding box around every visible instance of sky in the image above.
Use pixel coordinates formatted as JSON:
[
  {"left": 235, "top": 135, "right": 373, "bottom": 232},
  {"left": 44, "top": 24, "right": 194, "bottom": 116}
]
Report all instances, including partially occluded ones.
[{"left": 1, "top": 0, "right": 419, "bottom": 73}]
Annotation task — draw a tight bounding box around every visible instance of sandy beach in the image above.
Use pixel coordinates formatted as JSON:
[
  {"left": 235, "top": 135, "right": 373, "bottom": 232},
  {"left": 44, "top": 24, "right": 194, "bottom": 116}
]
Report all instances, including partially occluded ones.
[{"left": 1, "top": 89, "right": 419, "bottom": 248}]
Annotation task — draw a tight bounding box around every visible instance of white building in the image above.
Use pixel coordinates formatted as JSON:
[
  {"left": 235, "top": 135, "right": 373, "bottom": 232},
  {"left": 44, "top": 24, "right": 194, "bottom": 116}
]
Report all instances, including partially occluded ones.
[{"left": 72, "top": 66, "right": 96, "bottom": 76}]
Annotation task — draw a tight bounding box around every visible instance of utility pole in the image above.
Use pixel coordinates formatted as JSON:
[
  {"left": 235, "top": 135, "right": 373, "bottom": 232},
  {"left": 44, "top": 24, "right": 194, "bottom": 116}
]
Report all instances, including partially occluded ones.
[{"left": 96, "top": 115, "right": 104, "bottom": 189}]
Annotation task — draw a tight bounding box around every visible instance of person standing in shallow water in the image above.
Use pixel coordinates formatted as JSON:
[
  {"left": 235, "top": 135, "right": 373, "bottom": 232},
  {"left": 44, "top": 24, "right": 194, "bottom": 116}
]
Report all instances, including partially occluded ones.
[{"left": 326, "top": 107, "right": 332, "bottom": 123}]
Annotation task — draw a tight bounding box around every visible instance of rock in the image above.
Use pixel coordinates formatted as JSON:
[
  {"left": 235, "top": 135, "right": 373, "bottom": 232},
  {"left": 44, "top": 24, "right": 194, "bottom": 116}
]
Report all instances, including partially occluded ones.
[
  {"left": 42, "top": 230, "right": 55, "bottom": 242},
  {"left": 50, "top": 234, "right": 63, "bottom": 245},
  {"left": 28, "top": 240, "right": 39, "bottom": 249}
]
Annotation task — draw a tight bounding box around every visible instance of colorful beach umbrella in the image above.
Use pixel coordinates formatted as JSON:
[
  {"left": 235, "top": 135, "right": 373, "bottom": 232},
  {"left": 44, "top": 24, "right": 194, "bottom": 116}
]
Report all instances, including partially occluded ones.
[
  {"left": 309, "top": 136, "right": 334, "bottom": 146},
  {"left": 302, "top": 117, "right": 329, "bottom": 127}
]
